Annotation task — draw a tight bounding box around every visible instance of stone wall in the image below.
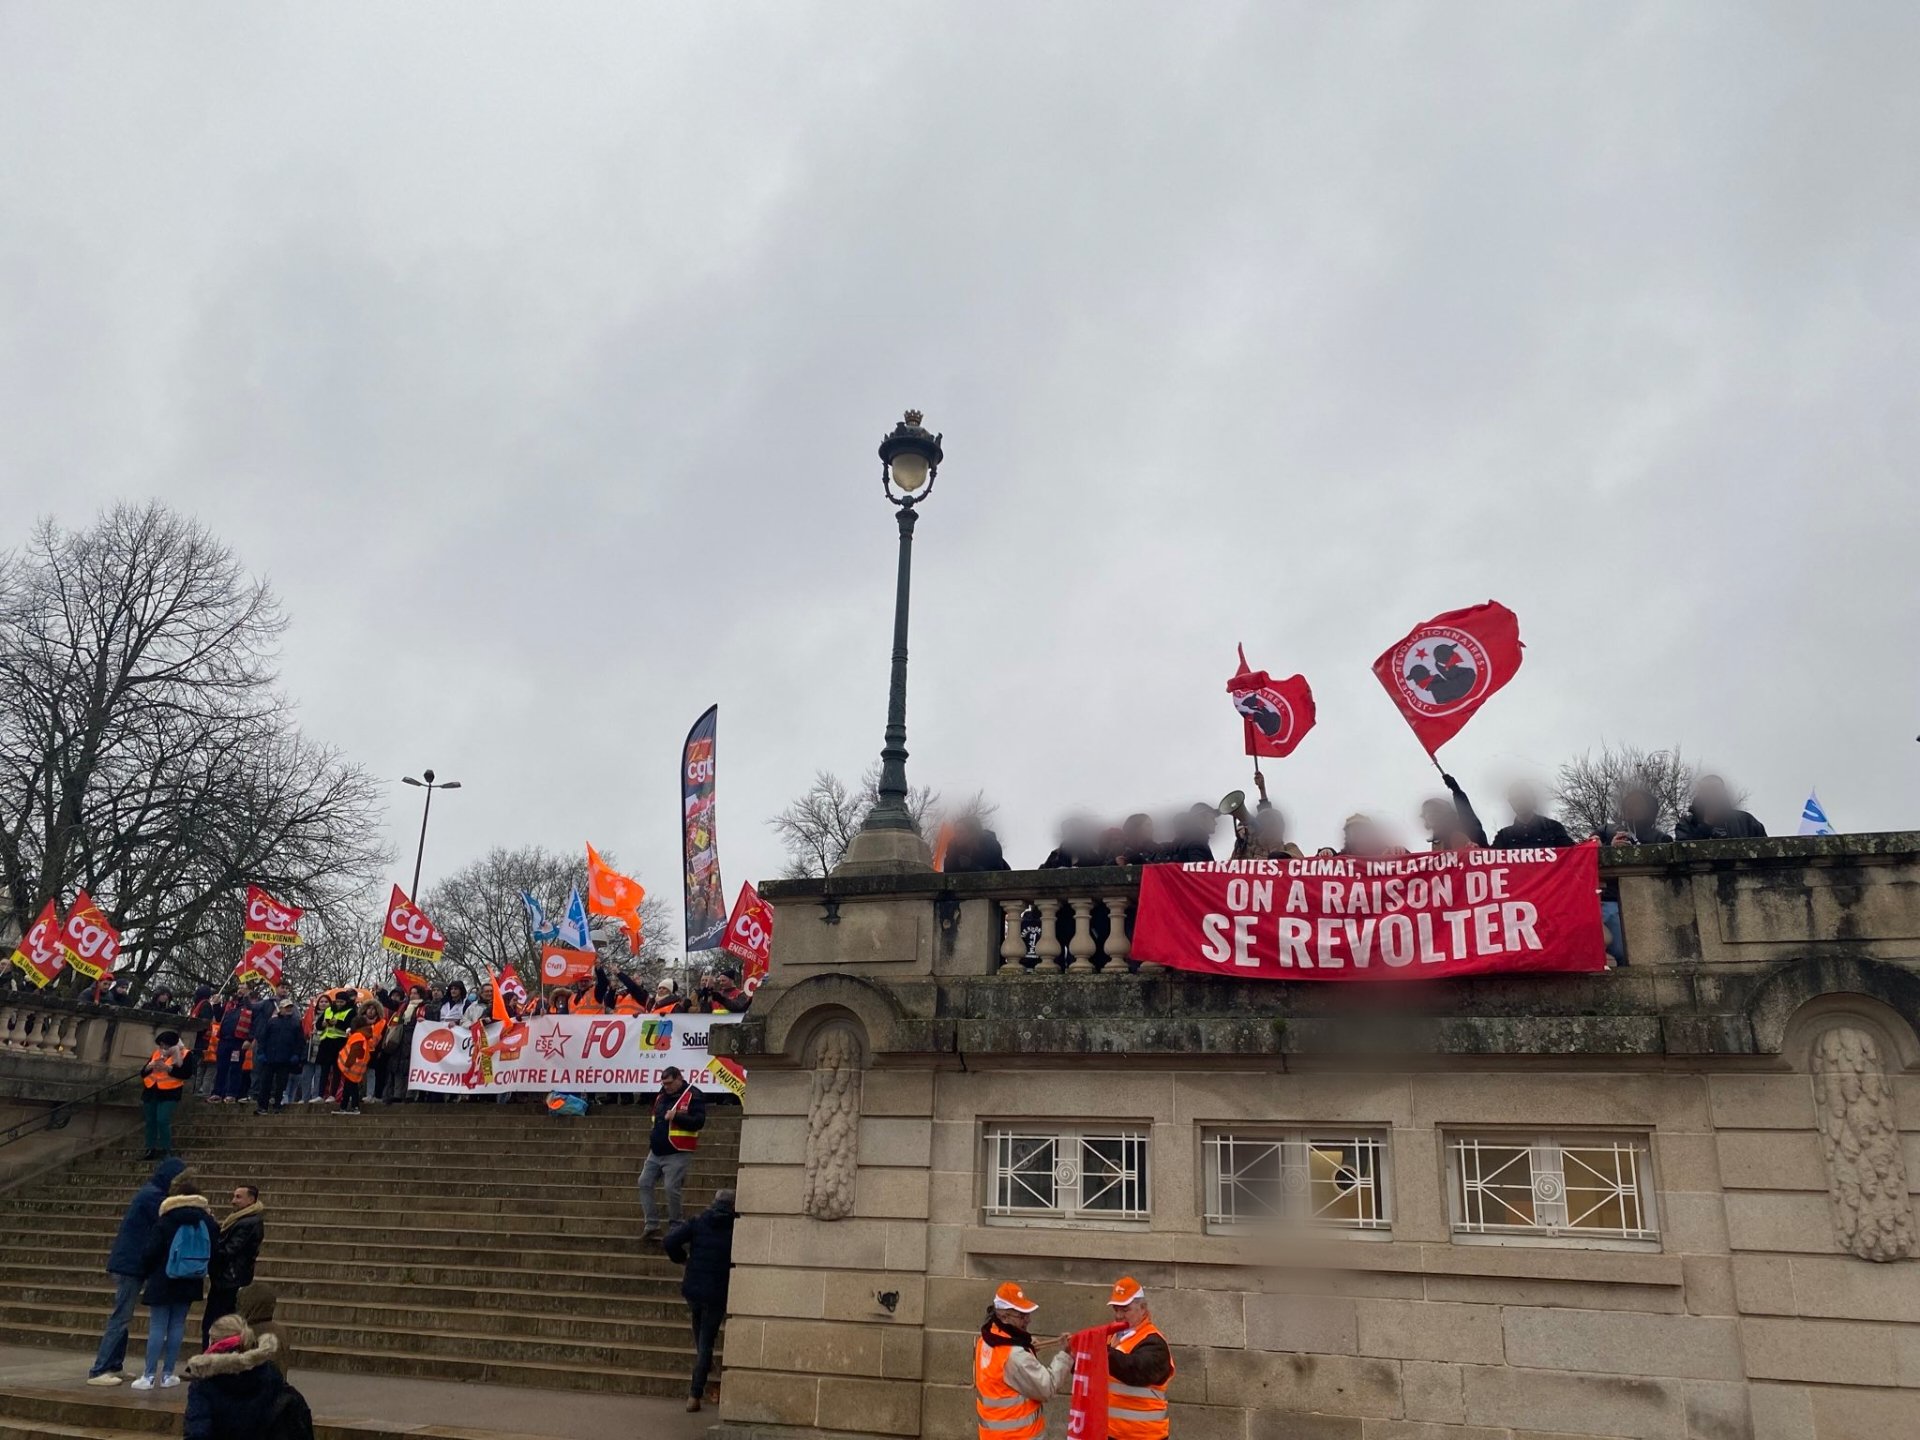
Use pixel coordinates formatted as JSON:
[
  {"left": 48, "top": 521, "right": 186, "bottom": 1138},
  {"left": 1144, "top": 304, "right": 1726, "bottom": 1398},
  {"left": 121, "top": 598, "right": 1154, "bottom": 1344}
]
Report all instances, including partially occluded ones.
[{"left": 713, "top": 837, "right": 1920, "bottom": 1440}]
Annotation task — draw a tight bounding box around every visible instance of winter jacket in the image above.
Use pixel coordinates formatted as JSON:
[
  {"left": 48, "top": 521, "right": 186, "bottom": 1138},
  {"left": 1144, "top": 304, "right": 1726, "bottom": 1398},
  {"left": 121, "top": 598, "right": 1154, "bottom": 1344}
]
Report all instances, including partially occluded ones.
[
  {"left": 1675, "top": 807, "right": 1768, "bottom": 842},
  {"left": 663, "top": 1194, "right": 736, "bottom": 1304},
  {"left": 1493, "top": 815, "right": 1577, "bottom": 849},
  {"left": 140, "top": 1193, "right": 216, "bottom": 1307},
  {"left": 1436, "top": 776, "right": 1491, "bottom": 849},
  {"left": 213, "top": 1203, "right": 266, "bottom": 1290},
  {"left": 1607, "top": 818, "right": 1674, "bottom": 845},
  {"left": 649, "top": 1086, "right": 707, "bottom": 1157},
  {"left": 216, "top": 1002, "right": 254, "bottom": 1046},
  {"left": 182, "top": 1331, "right": 296, "bottom": 1439},
  {"left": 238, "top": 1283, "right": 292, "bottom": 1376},
  {"left": 256, "top": 1014, "right": 306, "bottom": 1068},
  {"left": 105, "top": 1159, "right": 186, "bottom": 1277},
  {"left": 978, "top": 1317, "right": 1072, "bottom": 1401}
]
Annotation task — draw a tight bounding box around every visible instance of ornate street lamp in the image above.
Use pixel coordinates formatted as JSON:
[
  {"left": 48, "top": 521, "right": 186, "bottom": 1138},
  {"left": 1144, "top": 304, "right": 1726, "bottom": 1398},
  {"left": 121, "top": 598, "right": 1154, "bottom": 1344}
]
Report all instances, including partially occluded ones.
[{"left": 837, "top": 410, "right": 945, "bottom": 874}]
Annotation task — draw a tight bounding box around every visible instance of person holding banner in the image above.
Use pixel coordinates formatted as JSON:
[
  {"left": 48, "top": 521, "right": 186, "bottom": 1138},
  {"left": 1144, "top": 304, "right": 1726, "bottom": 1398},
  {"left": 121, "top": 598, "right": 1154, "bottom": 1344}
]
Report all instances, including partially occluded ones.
[
  {"left": 1104, "top": 1277, "right": 1173, "bottom": 1440},
  {"left": 974, "top": 1281, "right": 1072, "bottom": 1440}
]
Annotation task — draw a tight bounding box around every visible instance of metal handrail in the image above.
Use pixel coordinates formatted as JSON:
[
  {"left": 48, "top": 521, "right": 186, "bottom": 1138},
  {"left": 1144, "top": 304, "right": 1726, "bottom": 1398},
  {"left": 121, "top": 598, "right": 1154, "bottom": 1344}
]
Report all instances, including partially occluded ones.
[{"left": 0, "top": 1065, "right": 150, "bottom": 1152}]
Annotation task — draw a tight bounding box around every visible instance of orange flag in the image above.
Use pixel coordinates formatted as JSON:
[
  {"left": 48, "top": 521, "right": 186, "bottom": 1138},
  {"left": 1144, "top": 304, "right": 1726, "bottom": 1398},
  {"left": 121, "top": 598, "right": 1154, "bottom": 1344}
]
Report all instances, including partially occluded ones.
[{"left": 586, "top": 844, "right": 647, "bottom": 953}]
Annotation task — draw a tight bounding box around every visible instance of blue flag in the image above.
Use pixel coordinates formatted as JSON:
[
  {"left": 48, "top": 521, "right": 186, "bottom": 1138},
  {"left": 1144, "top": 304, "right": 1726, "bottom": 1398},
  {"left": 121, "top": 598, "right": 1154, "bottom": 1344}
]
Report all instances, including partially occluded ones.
[
  {"left": 522, "top": 891, "right": 561, "bottom": 944},
  {"left": 1798, "top": 790, "right": 1836, "bottom": 837},
  {"left": 557, "top": 887, "right": 592, "bottom": 950}
]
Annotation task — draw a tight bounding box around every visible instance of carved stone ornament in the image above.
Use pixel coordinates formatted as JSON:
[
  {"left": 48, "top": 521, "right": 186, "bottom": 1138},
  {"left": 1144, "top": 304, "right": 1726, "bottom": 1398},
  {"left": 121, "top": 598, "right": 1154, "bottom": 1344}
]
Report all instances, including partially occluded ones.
[
  {"left": 801, "top": 1027, "right": 863, "bottom": 1221},
  {"left": 1810, "top": 1026, "right": 1916, "bottom": 1262}
]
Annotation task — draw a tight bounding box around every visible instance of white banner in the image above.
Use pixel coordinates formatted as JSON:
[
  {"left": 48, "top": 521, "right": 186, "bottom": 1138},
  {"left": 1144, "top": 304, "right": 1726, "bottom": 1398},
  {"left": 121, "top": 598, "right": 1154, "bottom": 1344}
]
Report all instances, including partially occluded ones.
[{"left": 407, "top": 1011, "right": 745, "bottom": 1095}]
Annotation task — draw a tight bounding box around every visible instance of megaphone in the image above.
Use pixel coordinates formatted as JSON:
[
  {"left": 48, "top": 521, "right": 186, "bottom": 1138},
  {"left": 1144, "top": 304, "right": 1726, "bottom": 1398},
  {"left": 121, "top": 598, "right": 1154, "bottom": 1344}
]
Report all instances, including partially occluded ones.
[{"left": 1219, "top": 789, "right": 1248, "bottom": 819}]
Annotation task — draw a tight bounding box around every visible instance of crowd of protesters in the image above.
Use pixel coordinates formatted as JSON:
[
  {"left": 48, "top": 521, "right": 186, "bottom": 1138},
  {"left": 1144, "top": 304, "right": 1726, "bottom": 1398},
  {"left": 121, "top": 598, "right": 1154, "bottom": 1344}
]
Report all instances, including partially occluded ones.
[{"left": 941, "top": 771, "right": 1769, "bottom": 875}]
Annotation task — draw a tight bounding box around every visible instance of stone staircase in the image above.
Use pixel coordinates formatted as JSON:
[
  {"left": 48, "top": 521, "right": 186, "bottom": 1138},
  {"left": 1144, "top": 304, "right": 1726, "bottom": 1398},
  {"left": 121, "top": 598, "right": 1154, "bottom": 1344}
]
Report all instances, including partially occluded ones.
[{"left": 0, "top": 1099, "right": 740, "bottom": 1400}]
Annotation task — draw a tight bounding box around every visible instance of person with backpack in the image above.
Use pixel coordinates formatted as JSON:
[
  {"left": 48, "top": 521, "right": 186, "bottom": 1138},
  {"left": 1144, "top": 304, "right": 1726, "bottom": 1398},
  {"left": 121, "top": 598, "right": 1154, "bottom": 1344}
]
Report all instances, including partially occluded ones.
[
  {"left": 183, "top": 1313, "right": 314, "bottom": 1440},
  {"left": 87, "top": 1157, "right": 186, "bottom": 1386},
  {"left": 133, "top": 1170, "right": 215, "bottom": 1390}
]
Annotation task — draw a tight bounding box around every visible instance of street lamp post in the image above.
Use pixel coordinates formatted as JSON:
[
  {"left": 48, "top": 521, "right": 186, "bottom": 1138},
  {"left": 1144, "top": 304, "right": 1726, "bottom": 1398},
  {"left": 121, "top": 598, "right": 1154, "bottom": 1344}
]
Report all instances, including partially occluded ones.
[
  {"left": 837, "top": 410, "right": 945, "bottom": 875},
  {"left": 401, "top": 769, "right": 462, "bottom": 896}
]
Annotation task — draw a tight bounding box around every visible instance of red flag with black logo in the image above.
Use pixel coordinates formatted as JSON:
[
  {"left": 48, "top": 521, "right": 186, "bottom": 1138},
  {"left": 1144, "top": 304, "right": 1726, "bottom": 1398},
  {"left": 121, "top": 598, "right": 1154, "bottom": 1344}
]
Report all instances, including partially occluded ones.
[
  {"left": 1371, "top": 601, "right": 1524, "bottom": 757},
  {"left": 1227, "top": 646, "right": 1316, "bottom": 759}
]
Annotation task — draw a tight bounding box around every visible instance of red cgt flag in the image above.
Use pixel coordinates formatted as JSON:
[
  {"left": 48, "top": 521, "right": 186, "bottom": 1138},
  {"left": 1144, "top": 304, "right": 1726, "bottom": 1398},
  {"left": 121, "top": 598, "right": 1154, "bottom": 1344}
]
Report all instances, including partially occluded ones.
[
  {"left": 242, "top": 885, "right": 303, "bottom": 944},
  {"left": 61, "top": 890, "right": 121, "bottom": 981},
  {"left": 379, "top": 884, "right": 448, "bottom": 964},
  {"left": 9, "top": 899, "right": 67, "bottom": 988},
  {"left": 1372, "top": 601, "right": 1524, "bottom": 757},
  {"left": 1227, "top": 645, "right": 1316, "bottom": 759},
  {"left": 721, "top": 882, "right": 773, "bottom": 994},
  {"left": 234, "top": 942, "right": 287, "bottom": 987}
]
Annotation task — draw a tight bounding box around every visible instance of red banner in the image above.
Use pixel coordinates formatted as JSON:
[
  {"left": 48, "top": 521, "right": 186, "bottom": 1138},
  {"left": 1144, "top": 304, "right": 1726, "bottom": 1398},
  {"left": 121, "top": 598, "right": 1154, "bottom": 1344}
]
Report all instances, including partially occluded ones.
[
  {"left": 242, "top": 885, "right": 303, "bottom": 944},
  {"left": 234, "top": 941, "right": 287, "bottom": 986},
  {"left": 721, "top": 882, "right": 773, "bottom": 994},
  {"left": 1130, "top": 844, "right": 1605, "bottom": 980},
  {"left": 9, "top": 899, "right": 67, "bottom": 987},
  {"left": 60, "top": 890, "right": 121, "bottom": 981},
  {"left": 1372, "top": 601, "right": 1523, "bottom": 756},
  {"left": 1228, "top": 645, "right": 1316, "bottom": 759},
  {"left": 1065, "top": 1326, "right": 1116, "bottom": 1440},
  {"left": 379, "top": 884, "right": 447, "bottom": 964}
]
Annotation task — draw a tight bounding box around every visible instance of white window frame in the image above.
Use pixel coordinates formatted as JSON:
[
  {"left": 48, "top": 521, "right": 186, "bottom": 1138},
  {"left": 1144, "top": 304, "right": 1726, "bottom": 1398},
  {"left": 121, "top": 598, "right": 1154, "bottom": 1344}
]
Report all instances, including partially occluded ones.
[
  {"left": 983, "top": 1124, "right": 1151, "bottom": 1225},
  {"left": 1446, "top": 1132, "right": 1659, "bottom": 1248},
  {"left": 1202, "top": 1129, "right": 1392, "bottom": 1235}
]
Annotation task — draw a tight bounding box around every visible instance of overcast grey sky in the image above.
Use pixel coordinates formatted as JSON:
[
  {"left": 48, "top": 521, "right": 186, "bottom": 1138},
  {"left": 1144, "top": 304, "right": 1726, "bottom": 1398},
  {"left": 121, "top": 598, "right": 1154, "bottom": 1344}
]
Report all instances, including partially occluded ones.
[{"left": 2, "top": 4, "right": 1915, "bottom": 941}]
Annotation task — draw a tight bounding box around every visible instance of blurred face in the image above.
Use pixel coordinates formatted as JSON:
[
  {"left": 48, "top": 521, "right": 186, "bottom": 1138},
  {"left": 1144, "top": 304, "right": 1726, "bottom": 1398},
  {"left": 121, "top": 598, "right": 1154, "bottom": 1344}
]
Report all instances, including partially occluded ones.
[
  {"left": 1507, "top": 782, "right": 1539, "bottom": 818},
  {"left": 1622, "top": 789, "right": 1656, "bottom": 825},
  {"left": 1345, "top": 819, "right": 1385, "bottom": 856},
  {"left": 1695, "top": 776, "right": 1731, "bottom": 816},
  {"left": 1255, "top": 810, "right": 1289, "bottom": 845},
  {"left": 1420, "top": 800, "right": 1452, "bottom": 834},
  {"left": 1123, "top": 816, "right": 1154, "bottom": 846}
]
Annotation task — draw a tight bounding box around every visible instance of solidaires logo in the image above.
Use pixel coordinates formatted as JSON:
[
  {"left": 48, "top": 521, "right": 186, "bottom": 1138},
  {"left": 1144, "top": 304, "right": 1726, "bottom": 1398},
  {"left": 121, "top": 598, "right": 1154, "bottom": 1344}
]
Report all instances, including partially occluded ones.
[{"left": 1387, "top": 626, "right": 1492, "bottom": 716}]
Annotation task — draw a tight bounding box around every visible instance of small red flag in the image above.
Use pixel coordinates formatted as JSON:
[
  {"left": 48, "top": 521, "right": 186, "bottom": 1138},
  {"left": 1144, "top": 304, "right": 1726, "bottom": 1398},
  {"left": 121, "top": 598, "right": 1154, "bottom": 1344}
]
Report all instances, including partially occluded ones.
[
  {"left": 1065, "top": 1324, "right": 1123, "bottom": 1440},
  {"left": 234, "top": 942, "right": 286, "bottom": 986},
  {"left": 242, "top": 885, "right": 303, "bottom": 944},
  {"left": 720, "top": 882, "right": 774, "bottom": 995},
  {"left": 60, "top": 890, "right": 121, "bottom": 981},
  {"left": 9, "top": 900, "right": 67, "bottom": 988},
  {"left": 1227, "top": 646, "right": 1316, "bottom": 759},
  {"left": 379, "top": 885, "right": 448, "bottom": 963},
  {"left": 392, "top": 967, "right": 431, "bottom": 997},
  {"left": 1372, "top": 601, "right": 1524, "bottom": 757}
]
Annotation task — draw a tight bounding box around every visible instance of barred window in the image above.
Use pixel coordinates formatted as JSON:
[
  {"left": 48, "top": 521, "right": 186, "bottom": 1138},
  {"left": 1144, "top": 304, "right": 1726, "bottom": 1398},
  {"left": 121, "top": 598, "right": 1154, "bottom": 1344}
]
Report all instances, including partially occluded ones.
[
  {"left": 985, "top": 1126, "right": 1151, "bottom": 1223},
  {"left": 1447, "top": 1134, "right": 1657, "bottom": 1244},
  {"left": 1203, "top": 1131, "right": 1390, "bottom": 1232}
]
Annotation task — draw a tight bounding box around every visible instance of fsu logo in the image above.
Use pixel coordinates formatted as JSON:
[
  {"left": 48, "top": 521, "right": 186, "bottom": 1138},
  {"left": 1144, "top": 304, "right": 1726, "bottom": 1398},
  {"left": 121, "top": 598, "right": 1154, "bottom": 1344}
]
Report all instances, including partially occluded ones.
[
  {"left": 1230, "top": 686, "right": 1298, "bottom": 746},
  {"left": 1386, "top": 626, "right": 1492, "bottom": 716},
  {"left": 636, "top": 1018, "right": 673, "bottom": 1051},
  {"left": 419, "top": 1028, "right": 457, "bottom": 1063}
]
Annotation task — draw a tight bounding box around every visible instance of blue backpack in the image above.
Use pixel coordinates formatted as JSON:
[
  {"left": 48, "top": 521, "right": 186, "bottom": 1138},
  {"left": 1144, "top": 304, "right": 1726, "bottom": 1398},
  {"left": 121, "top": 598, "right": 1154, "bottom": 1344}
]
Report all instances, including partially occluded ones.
[{"left": 165, "top": 1218, "right": 211, "bottom": 1280}]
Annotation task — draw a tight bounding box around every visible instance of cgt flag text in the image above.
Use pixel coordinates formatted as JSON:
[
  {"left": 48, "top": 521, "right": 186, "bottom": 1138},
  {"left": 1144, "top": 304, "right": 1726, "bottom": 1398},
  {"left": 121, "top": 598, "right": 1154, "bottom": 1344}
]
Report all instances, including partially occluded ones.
[
  {"left": 682, "top": 705, "right": 727, "bottom": 953},
  {"left": 1130, "top": 844, "right": 1605, "bottom": 981}
]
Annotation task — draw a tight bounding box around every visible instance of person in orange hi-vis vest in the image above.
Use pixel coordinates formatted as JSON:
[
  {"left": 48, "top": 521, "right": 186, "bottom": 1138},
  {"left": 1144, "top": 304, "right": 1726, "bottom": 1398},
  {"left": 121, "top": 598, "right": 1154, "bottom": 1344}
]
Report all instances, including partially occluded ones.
[
  {"left": 1105, "top": 1277, "right": 1173, "bottom": 1440},
  {"left": 975, "top": 1281, "right": 1071, "bottom": 1440},
  {"left": 334, "top": 1022, "right": 373, "bottom": 1117}
]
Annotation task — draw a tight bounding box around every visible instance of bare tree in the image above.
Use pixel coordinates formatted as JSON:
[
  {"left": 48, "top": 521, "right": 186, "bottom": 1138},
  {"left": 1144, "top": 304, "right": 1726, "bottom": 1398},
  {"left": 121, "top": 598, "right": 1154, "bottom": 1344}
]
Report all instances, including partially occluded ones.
[
  {"left": 422, "top": 844, "right": 677, "bottom": 995},
  {"left": 768, "top": 764, "right": 942, "bottom": 878},
  {"left": 1552, "top": 743, "right": 1710, "bottom": 839},
  {"left": 0, "top": 503, "right": 385, "bottom": 994}
]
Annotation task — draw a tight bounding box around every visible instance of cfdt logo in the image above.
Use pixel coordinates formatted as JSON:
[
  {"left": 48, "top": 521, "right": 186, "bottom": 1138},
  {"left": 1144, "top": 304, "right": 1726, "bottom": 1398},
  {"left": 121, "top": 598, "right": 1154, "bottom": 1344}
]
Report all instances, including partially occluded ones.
[
  {"left": 419, "top": 1028, "right": 457, "bottom": 1063},
  {"left": 636, "top": 1019, "right": 674, "bottom": 1052}
]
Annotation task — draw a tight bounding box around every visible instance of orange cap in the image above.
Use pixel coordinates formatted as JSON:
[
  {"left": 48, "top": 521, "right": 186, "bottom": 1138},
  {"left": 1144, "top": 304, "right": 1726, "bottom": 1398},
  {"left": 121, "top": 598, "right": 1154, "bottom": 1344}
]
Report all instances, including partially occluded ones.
[
  {"left": 993, "top": 1281, "right": 1038, "bottom": 1314},
  {"left": 1108, "top": 1276, "right": 1145, "bottom": 1306}
]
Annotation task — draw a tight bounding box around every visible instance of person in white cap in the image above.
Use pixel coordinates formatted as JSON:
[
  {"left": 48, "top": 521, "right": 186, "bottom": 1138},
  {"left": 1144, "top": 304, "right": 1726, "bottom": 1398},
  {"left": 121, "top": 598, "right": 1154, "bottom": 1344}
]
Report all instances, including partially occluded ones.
[
  {"left": 1105, "top": 1275, "right": 1174, "bottom": 1440},
  {"left": 975, "top": 1281, "right": 1071, "bottom": 1440}
]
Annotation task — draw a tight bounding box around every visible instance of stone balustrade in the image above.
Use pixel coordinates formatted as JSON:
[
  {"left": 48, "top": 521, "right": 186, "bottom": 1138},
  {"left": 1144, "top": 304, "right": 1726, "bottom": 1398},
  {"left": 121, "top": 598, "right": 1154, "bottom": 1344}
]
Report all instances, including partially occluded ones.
[{"left": 0, "top": 999, "right": 84, "bottom": 1058}]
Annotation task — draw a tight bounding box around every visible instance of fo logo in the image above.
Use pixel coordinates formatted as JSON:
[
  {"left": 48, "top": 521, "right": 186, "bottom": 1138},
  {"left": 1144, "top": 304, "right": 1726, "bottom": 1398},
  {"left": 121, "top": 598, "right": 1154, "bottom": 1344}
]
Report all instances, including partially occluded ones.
[
  {"left": 1387, "top": 626, "right": 1492, "bottom": 717},
  {"left": 419, "top": 1028, "right": 457, "bottom": 1063},
  {"left": 636, "top": 1019, "right": 673, "bottom": 1052}
]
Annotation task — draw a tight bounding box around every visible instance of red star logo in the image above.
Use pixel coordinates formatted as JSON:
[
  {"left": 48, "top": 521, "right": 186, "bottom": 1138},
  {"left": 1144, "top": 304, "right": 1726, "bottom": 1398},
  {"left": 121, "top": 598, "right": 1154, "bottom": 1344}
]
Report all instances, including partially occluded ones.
[
  {"left": 1414, "top": 647, "right": 1428, "bottom": 660},
  {"left": 534, "top": 1024, "right": 570, "bottom": 1061}
]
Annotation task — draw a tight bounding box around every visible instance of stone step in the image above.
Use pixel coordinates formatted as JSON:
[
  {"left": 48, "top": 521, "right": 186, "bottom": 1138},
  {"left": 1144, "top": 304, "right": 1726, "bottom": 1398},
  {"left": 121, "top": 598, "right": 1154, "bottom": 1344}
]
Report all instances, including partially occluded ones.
[
  {"left": 0, "top": 1230, "right": 680, "bottom": 1275},
  {"left": 0, "top": 1325, "right": 711, "bottom": 1396},
  {"left": 0, "top": 1254, "right": 680, "bottom": 1297},
  {"left": 0, "top": 1211, "right": 705, "bottom": 1249},
  {"left": 0, "top": 1297, "right": 704, "bottom": 1349},
  {"left": 0, "top": 1385, "right": 595, "bottom": 1439},
  {"left": 6, "top": 1175, "right": 727, "bottom": 1212},
  {"left": 176, "top": 1105, "right": 741, "bottom": 1132},
  {"left": 5, "top": 1273, "right": 686, "bottom": 1321}
]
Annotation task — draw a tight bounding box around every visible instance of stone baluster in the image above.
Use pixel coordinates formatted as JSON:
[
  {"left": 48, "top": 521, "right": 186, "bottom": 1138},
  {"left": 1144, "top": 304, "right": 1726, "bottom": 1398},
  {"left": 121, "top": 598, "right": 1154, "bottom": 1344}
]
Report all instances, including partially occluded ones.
[
  {"left": 1104, "top": 895, "right": 1132, "bottom": 975},
  {"left": 998, "top": 900, "right": 1029, "bottom": 975},
  {"left": 1034, "top": 900, "right": 1064, "bottom": 973},
  {"left": 0, "top": 1003, "right": 21, "bottom": 1051},
  {"left": 52, "top": 1011, "right": 79, "bottom": 1056},
  {"left": 1065, "top": 898, "right": 1097, "bottom": 973}
]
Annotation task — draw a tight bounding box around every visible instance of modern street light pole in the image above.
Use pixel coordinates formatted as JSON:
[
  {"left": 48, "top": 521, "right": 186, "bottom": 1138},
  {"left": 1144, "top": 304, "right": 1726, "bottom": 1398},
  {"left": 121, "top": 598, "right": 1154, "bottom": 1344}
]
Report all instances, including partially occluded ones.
[
  {"left": 401, "top": 769, "right": 462, "bottom": 896},
  {"left": 839, "top": 411, "right": 945, "bottom": 874}
]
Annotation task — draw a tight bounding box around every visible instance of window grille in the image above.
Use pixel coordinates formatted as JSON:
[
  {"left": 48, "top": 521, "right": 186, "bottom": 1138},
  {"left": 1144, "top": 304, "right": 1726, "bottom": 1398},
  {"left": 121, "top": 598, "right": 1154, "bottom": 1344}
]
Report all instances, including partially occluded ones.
[
  {"left": 1203, "top": 1131, "right": 1389, "bottom": 1231},
  {"left": 1448, "top": 1134, "right": 1656, "bottom": 1242},
  {"left": 985, "top": 1126, "right": 1150, "bottom": 1222}
]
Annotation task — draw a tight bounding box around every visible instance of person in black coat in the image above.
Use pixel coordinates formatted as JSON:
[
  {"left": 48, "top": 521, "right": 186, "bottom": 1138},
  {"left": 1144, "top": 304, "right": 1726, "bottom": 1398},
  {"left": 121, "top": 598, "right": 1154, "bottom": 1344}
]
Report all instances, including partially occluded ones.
[
  {"left": 183, "top": 1315, "right": 305, "bottom": 1439},
  {"left": 1422, "top": 775, "right": 1489, "bottom": 851},
  {"left": 254, "top": 1000, "right": 307, "bottom": 1114},
  {"left": 664, "top": 1189, "right": 736, "bottom": 1412},
  {"left": 203, "top": 1185, "right": 266, "bottom": 1347},
  {"left": 943, "top": 816, "right": 1012, "bottom": 874},
  {"left": 1675, "top": 775, "right": 1767, "bottom": 841},
  {"left": 134, "top": 1171, "right": 215, "bottom": 1389},
  {"left": 1608, "top": 786, "right": 1674, "bottom": 846},
  {"left": 88, "top": 1157, "right": 186, "bottom": 1384},
  {"left": 1492, "top": 781, "right": 1577, "bottom": 850}
]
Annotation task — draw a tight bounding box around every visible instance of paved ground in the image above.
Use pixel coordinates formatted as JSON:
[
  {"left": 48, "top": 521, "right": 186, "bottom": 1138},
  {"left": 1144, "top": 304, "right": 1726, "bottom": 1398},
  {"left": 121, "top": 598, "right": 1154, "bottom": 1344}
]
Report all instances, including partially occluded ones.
[{"left": 0, "top": 1342, "right": 713, "bottom": 1439}]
